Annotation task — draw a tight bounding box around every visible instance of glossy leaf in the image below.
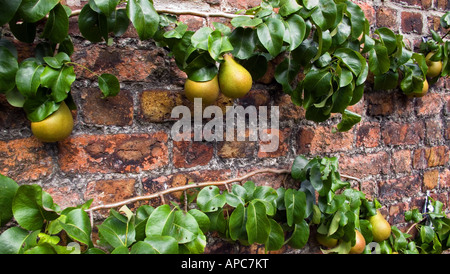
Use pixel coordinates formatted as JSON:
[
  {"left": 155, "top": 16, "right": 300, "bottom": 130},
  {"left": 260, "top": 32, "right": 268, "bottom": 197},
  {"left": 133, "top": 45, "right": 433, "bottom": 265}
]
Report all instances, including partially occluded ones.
[
  {"left": 287, "top": 220, "right": 310, "bottom": 249},
  {"left": 336, "top": 109, "right": 361, "bottom": 132},
  {"left": 246, "top": 201, "right": 270, "bottom": 244},
  {"left": 291, "top": 155, "right": 309, "bottom": 181},
  {"left": 40, "top": 65, "right": 76, "bottom": 102},
  {"left": 143, "top": 235, "right": 179, "bottom": 254},
  {"left": 171, "top": 210, "right": 199, "bottom": 244},
  {"left": 19, "top": 0, "right": 60, "bottom": 22},
  {"left": 93, "top": 0, "right": 120, "bottom": 15},
  {"left": 256, "top": 18, "right": 285, "bottom": 57},
  {"left": 265, "top": 219, "right": 284, "bottom": 251},
  {"left": 12, "top": 185, "right": 59, "bottom": 231},
  {"left": 229, "top": 203, "right": 246, "bottom": 241},
  {"left": 42, "top": 3, "right": 69, "bottom": 43},
  {"left": 345, "top": 0, "right": 365, "bottom": 40},
  {"left": 59, "top": 208, "right": 92, "bottom": 246},
  {"left": 98, "top": 211, "right": 135, "bottom": 248},
  {"left": 197, "top": 186, "right": 226, "bottom": 212},
  {"left": 279, "top": 0, "right": 301, "bottom": 17},
  {"left": 107, "top": 9, "right": 130, "bottom": 36},
  {"left": 0, "top": 0, "right": 21, "bottom": 25},
  {"left": 284, "top": 14, "right": 306, "bottom": 51},
  {"left": 208, "top": 30, "right": 233, "bottom": 61},
  {"left": 231, "top": 16, "right": 262, "bottom": 28},
  {"left": 188, "top": 209, "right": 210, "bottom": 234},
  {"left": 0, "top": 227, "right": 31, "bottom": 254},
  {"left": 78, "top": 4, "right": 107, "bottom": 42},
  {"left": 0, "top": 174, "right": 19, "bottom": 227},
  {"left": 127, "top": 0, "right": 160, "bottom": 40},
  {"left": 368, "top": 44, "right": 390, "bottom": 75},
  {"left": 285, "top": 188, "right": 306, "bottom": 226},
  {"left": 146, "top": 204, "right": 175, "bottom": 237},
  {"left": 191, "top": 27, "right": 213, "bottom": 51},
  {"left": 98, "top": 73, "right": 120, "bottom": 98},
  {"left": 0, "top": 46, "right": 18, "bottom": 93},
  {"left": 310, "top": 0, "right": 337, "bottom": 31},
  {"left": 15, "top": 59, "right": 43, "bottom": 98}
]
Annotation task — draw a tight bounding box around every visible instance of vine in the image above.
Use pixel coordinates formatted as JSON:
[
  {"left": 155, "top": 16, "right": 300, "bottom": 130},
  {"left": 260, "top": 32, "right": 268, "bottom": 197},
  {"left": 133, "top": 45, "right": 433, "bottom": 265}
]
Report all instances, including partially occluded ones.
[
  {"left": 1, "top": 155, "right": 449, "bottom": 254},
  {"left": 1, "top": 0, "right": 449, "bottom": 137}
]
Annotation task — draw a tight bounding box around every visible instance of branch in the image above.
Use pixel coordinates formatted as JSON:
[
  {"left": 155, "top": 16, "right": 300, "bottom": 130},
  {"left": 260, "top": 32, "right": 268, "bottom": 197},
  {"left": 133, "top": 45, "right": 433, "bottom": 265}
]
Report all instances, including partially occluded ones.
[
  {"left": 85, "top": 168, "right": 362, "bottom": 213},
  {"left": 85, "top": 168, "right": 289, "bottom": 213},
  {"left": 69, "top": 7, "right": 253, "bottom": 19}
]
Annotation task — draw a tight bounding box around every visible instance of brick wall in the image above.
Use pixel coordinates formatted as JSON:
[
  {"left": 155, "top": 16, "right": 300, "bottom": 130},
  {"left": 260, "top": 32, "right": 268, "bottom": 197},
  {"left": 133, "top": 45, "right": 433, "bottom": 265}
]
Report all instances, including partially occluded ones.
[{"left": 0, "top": 0, "right": 449, "bottom": 254}]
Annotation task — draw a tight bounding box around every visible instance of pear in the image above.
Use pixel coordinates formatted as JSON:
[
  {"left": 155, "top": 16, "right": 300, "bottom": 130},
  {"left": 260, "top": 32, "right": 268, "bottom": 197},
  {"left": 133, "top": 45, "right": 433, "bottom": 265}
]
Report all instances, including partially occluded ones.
[
  {"left": 316, "top": 233, "right": 338, "bottom": 248},
  {"left": 349, "top": 229, "right": 366, "bottom": 254},
  {"left": 218, "top": 54, "right": 252, "bottom": 98},
  {"left": 184, "top": 75, "right": 220, "bottom": 105},
  {"left": 369, "top": 210, "right": 391, "bottom": 242}
]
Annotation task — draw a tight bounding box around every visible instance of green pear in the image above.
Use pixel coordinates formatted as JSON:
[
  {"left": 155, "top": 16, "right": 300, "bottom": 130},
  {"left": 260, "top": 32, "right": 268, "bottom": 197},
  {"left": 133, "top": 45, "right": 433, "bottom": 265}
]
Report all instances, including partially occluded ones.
[
  {"left": 316, "top": 233, "right": 338, "bottom": 248},
  {"left": 369, "top": 210, "right": 391, "bottom": 242},
  {"left": 184, "top": 75, "right": 220, "bottom": 105},
  {"left": 218, "top": 54, "right": 252, "bottom": 98}
]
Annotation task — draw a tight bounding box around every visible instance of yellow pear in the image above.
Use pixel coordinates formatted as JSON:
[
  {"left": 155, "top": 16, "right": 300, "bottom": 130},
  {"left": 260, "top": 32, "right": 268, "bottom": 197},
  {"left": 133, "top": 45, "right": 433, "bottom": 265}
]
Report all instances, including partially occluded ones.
[
  {"left": 218, "top": 54, "right": 252, "bottom": 98},
  {"left": 369, "top": 210, "right": 391, "bottom": 242},
  {"left": 426, "top": 52, "right": 443, "bottom": 78},
  {"left": 31, "top": 102, "right": 74, "bottom": 142},
  {"left": 184, "top": 75, "right": 220, "bottom": 105},
  {"left": 349, "top": 230, "right": 366, "bottom": 254},
  {"left": 316, "top": 233, "right": 338, "bottom": 248}
]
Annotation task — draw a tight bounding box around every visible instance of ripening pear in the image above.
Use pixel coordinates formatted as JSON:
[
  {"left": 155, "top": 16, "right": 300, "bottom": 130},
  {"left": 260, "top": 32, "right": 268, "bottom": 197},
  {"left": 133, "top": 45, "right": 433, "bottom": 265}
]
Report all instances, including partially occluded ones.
[
  {"left": 31, "top": 102, "right": 74, "bottom": 143},
  {"left": 218, "top": 54, "right": 252, "bottom": 98},
  {"left": 349, "top": 230, "right": 366, "bottom": 254},
  {"left": 184, "top": 75, "right": 220, "bottom": 105},
  {"left": 368, "top": 210, "right": 392, "bottom": 242},
  {"left": 316, "top": 233, "right": 338, "bottom": 248}
]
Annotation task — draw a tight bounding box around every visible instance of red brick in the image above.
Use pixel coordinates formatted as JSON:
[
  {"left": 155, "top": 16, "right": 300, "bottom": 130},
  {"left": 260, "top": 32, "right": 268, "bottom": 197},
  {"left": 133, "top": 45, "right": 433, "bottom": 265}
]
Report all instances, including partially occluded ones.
[
  {"left": 358, "top": 2, "right": 376, "bottom": 26},
  {"left": 424, "top": 169, "right": 439, "bottom": 190},
  {"left": 0, "top": 137, "right": 54, "bottom": 182},
  {"left": 296, "top": 125, "right": 354, "bottom": 154},
  {"left": 258, "top": 128, "right": 290, "bottom": 158},
  {"left": 378, "top": 175, "right": 421, "bottom": 202},
  {"left": 376, "top": 6, "right": 398, "bottom": 30},
  {"left": 44, "top": 186, "right": 83, "bottom": 209},
  {"left": 392, "top": 149, "right": 412, "bottom": 174},
  {"left": 80, "top": 88, "right": 133, "bottom": 126},
  {"left": 440, "top": 168, "right": 450, "bottom": 188},
  {"left": 436, "top": 0, "right": 450, "bottom": 11},
  {"left": 416, "top": 93, "right": 444, "bottom": 117},
  {"left": 173, "top": 139, "right": 214, "bottom": 168},
  {"left": 425, "top": 119, "right": 443, "bottom": 145},
  {"left": 401, "top": 12, "right": 423, "bottom": 34},
  {"left": 58, "top": 132, "right": 168, "bottom": 174},
  {"left": 339, "top": 151, "right": 390, "bottom": 178},
  {"left": 393, "top": 0, "right": 432, "bottom": 9},
  {"left": 0, "top": 95, "right": 28, "bottom": 130},
  {"left": 356, "top": 122, "right": 380, "bottom": 148},
  {"left": 382, "top": 121, "right": 424, "bottom": 146},
  {"left": 365, "top": 91, "right": 414, "bottom": 117}
]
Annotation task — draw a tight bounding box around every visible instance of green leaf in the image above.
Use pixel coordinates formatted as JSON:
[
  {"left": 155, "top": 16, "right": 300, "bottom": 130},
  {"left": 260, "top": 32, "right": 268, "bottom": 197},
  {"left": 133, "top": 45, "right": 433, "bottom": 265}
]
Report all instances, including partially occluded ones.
[
  {"left": 78, "top": 4, "right": 107, "bottom": 42},
  {"left": 58, "top": 208, "right": 92, "bottom": 246},
  {"left": 279, "top": 0, "right": 302, "bottom": 17},
  {"left": 42, "top": 3, "right": 69, "bottom": 43},
  {"left": 0, "top": 0, "right": 21, "bottom": 25},
  {"left": 208, "top": 30, "right": 233, "bottom": 61},
  {"left": 181, "top": 229, "right": 207, "bottom": 254},
  {"left": 171, "top": 210, "right": 199, "bottom": 244},
  {"left": 97, "top": 211, "right": 135, "bottom": 249},
  {"left": 9, "top": 17, "right": 36, "bottom": 43},
  {"left": 197, "top": 186, "right": 226, "bottom": 212},
  {"left": 345, "top": 0, "right": 365, "bottom": 40},
  {"left": 441, "top": 11, "right": 450, "bottom": 29},
  {"left": 334, "top": 48, "right": 363, "bottom": 76},
  {"left": 163, "top": 23, "right": 188, "bottom": 39},
  {"left": 19, "top": 0, "right": 60, "bottom": 22},
  {"left": 303, "top": 0, "right": 319, "bottom": 10},
  {"left": 291, "top": 155, "right": 309, "bottom": 181},
  {"left": 303, "top": 69, "right": 332, "bottom": 98},
  {"left": 376, "top": 27, "right": 397, "bottom": 55},
  {"left": 420, "top": 226, "right": 435, "bottom": 244},
  {"left": 284, "top": 14, "right": 306, "bottom": 51},
  {"left": 229, "top": 203, "right": 247, "bottom": 241},
  {"left": 93, "top": 0, "right": 120, "bottom": 15},
  {"left": 107, "top": 9, "right": 130, "bottom": 36},
  {"left": 12, "top": 185, "right": 59, "bottom": 231},
  {"left": 0, "top": 227, "right": 32, "bottom": 254},
  {"left": 98, "top": 73, "right": 120, "bottom": 98},
  {"left": 368, "top": 44, "right": 390, "bottom": 75},
  {"left": 143, "top": 235, "right": 179, "bottom": 254},
  {"left": 0, "top": 46, "right": 18, "bottom": 93},
  {"left": 226, "top": 184, "right": 247, "bottom": 207},
  {"left": 22, "top": 91, "right": 60, "bottom": 122},
  {"left": 127, "top": 0, "right": 160, "bottom": 40},
  {"left": 256, "top": 18, "right": 285, "bottom": 57},
  {"left": 246, "top": 201, "right": 270, "bottom": 244},
  {"left": 206, "top": 208, "right": 227, "bottom": 235},
  {"left": 0, "top": 174, "right": 19, "bottom": 227},
  {"left": 275, "top": 51, "right": 301, "bottom": 93},
  {"left": 191, "top": 27, "right": 213, "bottom": 51},
  {"left": 40, "top": 65, "right": 76, "bottom": 102},
  {"left": 265, "top": 219, "right": 284, "bottom": 251},
  {"left": 5, "top": 88, "right": 25, "bottom": 108},
  {"left": 230, "top": 16, "right": 262, "bottom": 28},
  {"left": 146, "top": 204, "right": 175, "bottom": 237},
  {"left": 188, "top": 209, "right": 210, "bottom": 234},
  {"left": 336, "top": 109, "right": 361, "bottom": 132},
  {"left": 284, "top": 188, "right": 306, "bottom": 226},
  {"left": 287, "top": 220, "right": 310, "bottom": 249},
  {"left": 310, "top": 0, "right": 337, "bottom": 31}
]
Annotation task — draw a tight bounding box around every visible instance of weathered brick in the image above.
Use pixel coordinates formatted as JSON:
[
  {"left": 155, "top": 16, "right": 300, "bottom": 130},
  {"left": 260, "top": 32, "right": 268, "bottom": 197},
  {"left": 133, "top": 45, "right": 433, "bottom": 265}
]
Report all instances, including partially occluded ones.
[
  {"left": 296, "top": 125, "right": 354, "bottom": 154},
  {"left": 0, "top": 137, "right": 54, "bottom": 181},
  {"left": 276, "top": 94, "right": 305, "bottom": 121},
  {"left": 436, "top": 0, "right": 450, "bottom": 11},
  {"left": 173, "top": 138, "right": 214, "bottom": 168},
  {"left": 376, "top": 6, "right": 398, "bottom": 30},
  {"left": 339, "top": 151, "right": 390, "bottom": 178},
  {"left": 378, "top": 175, "right": 421, "bottom": 202},
  {"left": 44, "top": 185, "right": 83, "bottom": 210},
  {"left": 416, "top": 93, "right": 444, "bottom": 117},
  {"left": 80, "top": 88, "right": 133, "bottom": 126},
  {"left": 140, "top": 90, "right": 184, "bottom": 122},
  {"left": 413, "top": 146, "right": 449, "bottom": 169},
  {"left": 423, "top": 169, "right": 439, "bottom": 190},
  {"left": 356, "top": 122, "right": 380, "bottom": 148},
  {"left": 218, "top": 129, "right": 257, "bottom": 159},
  {"left": 365, "top": 91, "right": 414, "bottom": 117},
  {"left": 358, "top": 2, "right": 376, "bottom": 26},
  {"left": 382, "top": 121, "right": 424, "bottom": 146},
  {"left": 58, "top": 132, "right": 168, "bottom": 174},
  {"left": 179, "top": 15, "right": 205, "bottom": 31},
  {"left": 401, "top": 12, "right": 423, "bottom": 34},
  {"left": 0, "top": 95, "right": 28, "bottom": 130},
  {"left": 440, "top": 168, "right": 450, "bottom": 188},
  {"left": 425, "top": 119, "right": 443, "bottom": 145},
  {"left": 392, "top": 149, "right": 412, "bottom": 174},
  {"left": 392, "top": 0, "right": 432, "bottom": 9},
  {"left": 258, "top": 128, "right": 290, "bottom": 158}
]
